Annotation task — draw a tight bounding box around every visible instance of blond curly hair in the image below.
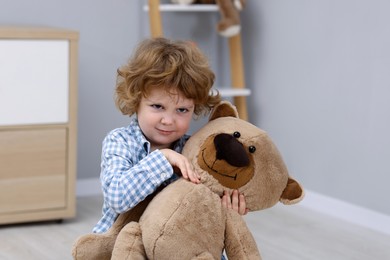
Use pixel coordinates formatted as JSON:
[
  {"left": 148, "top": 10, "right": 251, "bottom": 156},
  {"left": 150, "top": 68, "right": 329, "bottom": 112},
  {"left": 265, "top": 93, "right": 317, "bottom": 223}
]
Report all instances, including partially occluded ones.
[{"left": 115, "top": 37, "right": 221, "bottom": 117}]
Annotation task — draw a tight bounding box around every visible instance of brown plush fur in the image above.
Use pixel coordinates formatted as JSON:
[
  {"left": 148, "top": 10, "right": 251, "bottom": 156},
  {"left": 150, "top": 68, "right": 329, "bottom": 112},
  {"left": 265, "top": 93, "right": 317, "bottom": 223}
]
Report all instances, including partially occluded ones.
[
  {"left": 215, "top": 0, "right": 245, "bottom": 37},
  {"left": 72, "top": 101, "right": 304, "bottom": 259},
  {"left": 72, "top": 190, "right": 158, "bottom": 260}
]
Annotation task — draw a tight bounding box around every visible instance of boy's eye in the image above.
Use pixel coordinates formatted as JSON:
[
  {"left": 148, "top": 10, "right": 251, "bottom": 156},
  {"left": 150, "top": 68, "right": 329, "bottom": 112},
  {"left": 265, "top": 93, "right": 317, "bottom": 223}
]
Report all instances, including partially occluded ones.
[
  {"left": 151, "top": 104, "right": 163, "bottom": 109},
  {"left": 177, "top": 108, "right": 189, "bottom": 113}
]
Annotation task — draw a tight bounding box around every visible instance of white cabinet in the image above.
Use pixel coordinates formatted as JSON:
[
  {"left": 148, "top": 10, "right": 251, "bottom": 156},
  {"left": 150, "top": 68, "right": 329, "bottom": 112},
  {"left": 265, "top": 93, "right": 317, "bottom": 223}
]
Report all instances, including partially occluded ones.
[{"left": 0, "top": 27, "right": 78, "bottom": 224}]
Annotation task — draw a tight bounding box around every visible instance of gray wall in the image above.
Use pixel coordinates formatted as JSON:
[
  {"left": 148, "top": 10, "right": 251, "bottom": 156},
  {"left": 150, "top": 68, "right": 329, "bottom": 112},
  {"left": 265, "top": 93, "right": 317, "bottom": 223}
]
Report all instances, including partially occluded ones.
[
  {"left": 243, "top": 0, "right": 390, "bottom": 216},
  {"left": 1, "top": 0, "right": 389, "bottom": 216}
]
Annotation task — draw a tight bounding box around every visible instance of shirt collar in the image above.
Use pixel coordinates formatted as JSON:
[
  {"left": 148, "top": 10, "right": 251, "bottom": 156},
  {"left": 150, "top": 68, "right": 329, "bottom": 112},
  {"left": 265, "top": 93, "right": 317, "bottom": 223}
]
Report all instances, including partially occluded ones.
[{"left": 130, "top": 115, "right": 151, "bottom": 153}]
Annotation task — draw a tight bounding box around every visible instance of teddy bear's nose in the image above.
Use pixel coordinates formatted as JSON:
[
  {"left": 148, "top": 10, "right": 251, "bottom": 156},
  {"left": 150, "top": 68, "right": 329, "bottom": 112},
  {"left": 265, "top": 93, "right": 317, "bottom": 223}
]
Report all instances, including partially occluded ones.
[{"left": 213, "top": 133, "right": 250, "bottom": 167}]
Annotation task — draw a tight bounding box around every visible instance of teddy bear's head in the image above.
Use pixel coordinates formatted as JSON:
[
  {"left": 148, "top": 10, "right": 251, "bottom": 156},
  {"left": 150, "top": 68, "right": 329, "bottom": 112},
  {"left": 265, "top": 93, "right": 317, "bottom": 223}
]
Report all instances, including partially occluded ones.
[{"left": 182, "top": 101, "right": 304, "bottom": 211}]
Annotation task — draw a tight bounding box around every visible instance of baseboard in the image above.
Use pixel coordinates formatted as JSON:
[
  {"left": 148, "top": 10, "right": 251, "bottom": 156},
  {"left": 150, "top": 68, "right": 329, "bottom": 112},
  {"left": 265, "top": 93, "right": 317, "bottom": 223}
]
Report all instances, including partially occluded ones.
[
  {"left": 76, "top": 178, "right": 390, "bottom": 235},
  {"left": 299, "top": 190, "right": 390, "bottom": 236}
]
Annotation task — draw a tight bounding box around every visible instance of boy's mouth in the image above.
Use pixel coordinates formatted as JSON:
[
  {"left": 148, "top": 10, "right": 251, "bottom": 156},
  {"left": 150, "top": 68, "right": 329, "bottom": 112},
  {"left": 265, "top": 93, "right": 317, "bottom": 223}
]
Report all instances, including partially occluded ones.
[{"left": 157, "top": 128, "right": 174, "bottom": 135}]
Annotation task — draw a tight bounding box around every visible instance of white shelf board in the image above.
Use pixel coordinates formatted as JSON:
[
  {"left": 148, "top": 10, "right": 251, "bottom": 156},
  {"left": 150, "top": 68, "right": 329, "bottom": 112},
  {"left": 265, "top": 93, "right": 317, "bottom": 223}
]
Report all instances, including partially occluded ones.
[
  {"left": 216, "top": 88, "right": 251, "bottom": 97},
  {"left": 143, "top": 4, "right": 219, "bottom": 12}
]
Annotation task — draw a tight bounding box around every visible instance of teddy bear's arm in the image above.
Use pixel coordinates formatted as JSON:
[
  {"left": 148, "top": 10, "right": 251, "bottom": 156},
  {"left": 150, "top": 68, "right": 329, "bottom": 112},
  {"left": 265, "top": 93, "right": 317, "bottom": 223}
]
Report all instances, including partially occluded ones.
[{"left": 224, "top": 210, "right": 262, "bottom": 260}]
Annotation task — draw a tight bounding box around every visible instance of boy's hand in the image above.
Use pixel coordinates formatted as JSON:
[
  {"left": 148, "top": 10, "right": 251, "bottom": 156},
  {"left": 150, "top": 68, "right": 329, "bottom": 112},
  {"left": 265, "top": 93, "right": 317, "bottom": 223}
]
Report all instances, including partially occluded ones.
[
  {"left": 221, "top": 190, "right": 249, "bottom": 215},
  {"left": 161, "top": 149, "right": 200, "bottom": 184}
]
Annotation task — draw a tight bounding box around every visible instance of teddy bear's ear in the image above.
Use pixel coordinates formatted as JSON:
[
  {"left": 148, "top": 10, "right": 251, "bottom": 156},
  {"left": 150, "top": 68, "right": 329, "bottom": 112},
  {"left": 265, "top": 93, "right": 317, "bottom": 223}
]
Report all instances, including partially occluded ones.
[
  {"left": 279, "top": 177, "right": 305, "bottom": 205},
  {"left": 209, "top": 101, "right": 239, "bottom": 121}
]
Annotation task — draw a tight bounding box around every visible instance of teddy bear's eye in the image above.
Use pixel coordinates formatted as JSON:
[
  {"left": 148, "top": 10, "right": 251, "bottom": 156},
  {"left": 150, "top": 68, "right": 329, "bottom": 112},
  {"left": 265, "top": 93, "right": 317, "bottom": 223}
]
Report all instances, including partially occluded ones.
[
  {"left": 233, "top": 131, "right": 241, "bottom": 138},
  {"left": 248, "top": 146, "right": 256, "bottom": 153}
]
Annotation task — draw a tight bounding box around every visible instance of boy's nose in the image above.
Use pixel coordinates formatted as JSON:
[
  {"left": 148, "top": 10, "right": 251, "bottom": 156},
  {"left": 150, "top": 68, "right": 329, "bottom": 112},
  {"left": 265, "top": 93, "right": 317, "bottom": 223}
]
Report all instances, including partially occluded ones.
[{"left": 161, "top": 114, "right": 174, "bottom": 125}]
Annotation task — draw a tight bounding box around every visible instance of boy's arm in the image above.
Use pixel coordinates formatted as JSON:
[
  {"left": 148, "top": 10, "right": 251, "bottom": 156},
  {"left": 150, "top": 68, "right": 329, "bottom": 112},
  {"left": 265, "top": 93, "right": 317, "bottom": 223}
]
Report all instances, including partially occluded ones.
[{"left": 100, "top": 132, "right": 174, "bottom": 213}]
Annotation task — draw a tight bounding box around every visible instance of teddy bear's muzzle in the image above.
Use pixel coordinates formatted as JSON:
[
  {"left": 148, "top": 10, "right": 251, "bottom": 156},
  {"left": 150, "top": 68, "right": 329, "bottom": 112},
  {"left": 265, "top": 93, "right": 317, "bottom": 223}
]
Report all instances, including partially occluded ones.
[{"left": 214, "top": 133, "right": 249, "bottom": 167}]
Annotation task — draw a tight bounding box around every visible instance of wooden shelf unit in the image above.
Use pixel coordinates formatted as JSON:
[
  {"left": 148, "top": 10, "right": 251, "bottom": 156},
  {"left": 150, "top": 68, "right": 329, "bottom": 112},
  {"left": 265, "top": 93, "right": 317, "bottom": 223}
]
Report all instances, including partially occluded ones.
[{"left": 146, "top": 0, "right": 249, "bottom": 120}]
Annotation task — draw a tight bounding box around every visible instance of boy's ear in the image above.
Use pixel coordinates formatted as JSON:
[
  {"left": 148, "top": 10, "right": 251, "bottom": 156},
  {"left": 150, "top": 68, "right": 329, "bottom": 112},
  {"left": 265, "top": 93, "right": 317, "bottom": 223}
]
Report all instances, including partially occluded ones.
[{"left": 209, "top": 101, "right": 239, "bottom": 121}]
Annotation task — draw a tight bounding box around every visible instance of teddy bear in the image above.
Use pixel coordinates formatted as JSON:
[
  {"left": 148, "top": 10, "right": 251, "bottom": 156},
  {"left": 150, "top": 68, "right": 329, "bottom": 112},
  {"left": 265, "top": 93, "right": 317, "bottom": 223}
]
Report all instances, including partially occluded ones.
[
  {"left": 72, "top": 101, "right": 304, "bottom": 260},
  {"left": 171, "top": 0, "right": 246, "bottom": 37}
]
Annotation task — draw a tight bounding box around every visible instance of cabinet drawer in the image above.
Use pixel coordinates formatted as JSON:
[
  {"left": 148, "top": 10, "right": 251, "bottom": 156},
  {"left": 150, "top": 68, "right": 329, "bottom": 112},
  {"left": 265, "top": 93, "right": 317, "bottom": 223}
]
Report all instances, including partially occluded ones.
[{"left": 0, "top": 128, "right": 67, "bottom": 214}]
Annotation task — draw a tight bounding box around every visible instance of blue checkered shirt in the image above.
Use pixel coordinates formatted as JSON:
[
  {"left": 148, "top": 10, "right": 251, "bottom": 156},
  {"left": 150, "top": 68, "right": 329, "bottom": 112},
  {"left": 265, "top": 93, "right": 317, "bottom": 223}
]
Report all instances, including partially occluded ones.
[{"left": 93, "top": 116, "right": 189, "bottom": 233}]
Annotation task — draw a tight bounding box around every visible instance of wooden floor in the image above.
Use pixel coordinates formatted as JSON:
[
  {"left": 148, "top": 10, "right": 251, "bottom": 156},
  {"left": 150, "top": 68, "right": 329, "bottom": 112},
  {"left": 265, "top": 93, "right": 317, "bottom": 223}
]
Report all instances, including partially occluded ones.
[{"left": 1, "top": 195, "right": 390, "bottom": 260}]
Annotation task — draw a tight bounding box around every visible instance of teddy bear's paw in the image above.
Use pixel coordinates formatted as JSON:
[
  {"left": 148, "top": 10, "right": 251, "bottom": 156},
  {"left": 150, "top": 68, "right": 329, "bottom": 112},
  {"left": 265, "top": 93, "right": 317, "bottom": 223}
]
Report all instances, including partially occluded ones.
[
  {"left": 218, "top": 25, "right": 241, "bottom": 37},
  {"left": 233, "top": 0, "right": 245, "bottom": 10},
  {"left": 71, "top": 233, "right": 115, "bottom": 260},
  {"left": 111, "top": 222, "right": 146, "bottom": 260}
]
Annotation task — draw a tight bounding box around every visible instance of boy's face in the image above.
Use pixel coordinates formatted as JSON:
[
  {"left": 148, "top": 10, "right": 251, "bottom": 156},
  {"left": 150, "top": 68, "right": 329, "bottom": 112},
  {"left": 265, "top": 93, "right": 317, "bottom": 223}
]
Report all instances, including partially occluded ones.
[{"left": 137, "top": 86, "right": 194, "bottom": 151}]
